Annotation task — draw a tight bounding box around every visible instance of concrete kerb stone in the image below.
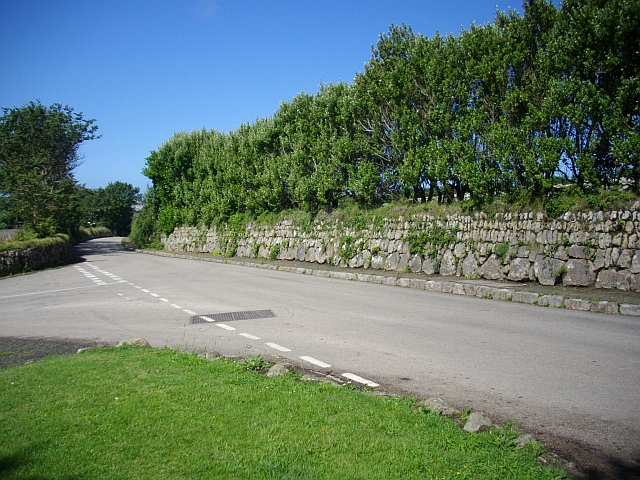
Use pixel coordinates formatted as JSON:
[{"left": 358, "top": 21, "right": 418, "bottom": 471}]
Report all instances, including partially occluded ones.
[{"left": 137, "top": 249, "right": 640, "bottom": 316}]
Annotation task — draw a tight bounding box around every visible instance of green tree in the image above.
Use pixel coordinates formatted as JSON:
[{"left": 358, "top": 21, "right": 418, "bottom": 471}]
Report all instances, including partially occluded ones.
[
  {"left": 82, "top": 182, "right": 141, "bottom": 235},
  {"left": 0, "top": 101, "right": 99, "bottom": 236}
]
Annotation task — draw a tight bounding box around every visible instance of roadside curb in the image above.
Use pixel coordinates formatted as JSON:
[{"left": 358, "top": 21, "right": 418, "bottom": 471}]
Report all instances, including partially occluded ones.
[{"left": 136, "top": 249, "right": 640, "bottom": 317}]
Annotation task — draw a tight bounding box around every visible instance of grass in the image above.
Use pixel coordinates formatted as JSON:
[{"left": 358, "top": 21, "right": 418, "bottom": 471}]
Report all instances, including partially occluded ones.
[
  {"left": 0, "top": 234, "right": 69, "bottom": 252},
  {"left": 0, "top": 347, "right": 567, "bottom": 479}
]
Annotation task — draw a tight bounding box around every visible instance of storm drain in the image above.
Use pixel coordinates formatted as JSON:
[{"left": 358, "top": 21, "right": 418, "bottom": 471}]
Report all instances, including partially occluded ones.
[{"left": 190, "top": 309, "right": 275, "bottom": 324}]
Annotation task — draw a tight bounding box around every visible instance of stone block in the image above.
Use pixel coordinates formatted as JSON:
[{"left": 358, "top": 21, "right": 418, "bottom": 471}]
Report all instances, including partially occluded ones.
[
  {"left": 589, "top": 301, "right": 619, "bottom": 314},
  {"left": 409, "top": 253, "right": 422, "bottom": 273},
  {"left": 422, "top": 256, "right": 437, "bottom": 275},
  {"left": 462, "top": 252, "right": 478, "bottom": 278},
  {"left": 564, "top": 298, "right": 591, "bottom": 311},
  {"left": 619, "top": 304, "right": 640, "bottom": 316},
  {"left": 479, "top": 255, "right": 503, "bottom": 280},
  {"left": 384, "top": 253, "right": 399, "bottom": 271},
  {"left": 463, "top": 284, "right": 478, "bottom": 296},
  {"left": 562, "top": 259, "right": 596, "bottom": 287},
  {"left": 596, "top": 269, "right": 630, "bottom": 290},
  {"left": 440, "top": 250, "right": 457, "bottom": 276},
  {"left": 534, "top": 256, "right": 565, "bottom": 286},
  {"left": 507, "top": 257, "right": 530, "bottom": 281},
  {"left": 511, "top": 291, "right": 539, "bottom": 304},
  {"left": 538, "top": 295, "right": 564, "bottom": 308},
  {"left": 452, "top": 283, "right": 465, "bottom": 295},
  {"left": 492, "top": 289, "right": 512, "bottom": 301}
]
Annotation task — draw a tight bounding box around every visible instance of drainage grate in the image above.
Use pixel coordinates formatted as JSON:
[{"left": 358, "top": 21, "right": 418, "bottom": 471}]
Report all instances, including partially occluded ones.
[{"left": 190, "top": 309, "right": 275, "bottom": 324}]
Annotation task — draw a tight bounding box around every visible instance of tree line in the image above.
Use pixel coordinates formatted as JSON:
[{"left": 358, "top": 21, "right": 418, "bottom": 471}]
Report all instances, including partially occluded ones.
[
  {"left": 135, "top": 0, "right": 638, "bottom": 244},
  {"left": 0, "top": 101, "right": 141, "bottom": 238}
]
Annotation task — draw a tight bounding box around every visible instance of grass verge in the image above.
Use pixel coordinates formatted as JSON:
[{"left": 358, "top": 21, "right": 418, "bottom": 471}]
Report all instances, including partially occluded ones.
[{"left": 0, "top": 347, "right": 567, "bottom": 479}]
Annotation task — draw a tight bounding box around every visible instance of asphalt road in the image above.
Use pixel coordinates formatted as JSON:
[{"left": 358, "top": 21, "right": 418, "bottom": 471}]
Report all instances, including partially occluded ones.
[{"left": 1, "top": 237, "right": 639, "bottom": 478}]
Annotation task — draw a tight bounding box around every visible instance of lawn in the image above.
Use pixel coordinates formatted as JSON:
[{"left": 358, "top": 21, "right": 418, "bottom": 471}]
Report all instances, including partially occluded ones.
[{"left": 0, "top": 346, "right": 567, "bottom": 479}]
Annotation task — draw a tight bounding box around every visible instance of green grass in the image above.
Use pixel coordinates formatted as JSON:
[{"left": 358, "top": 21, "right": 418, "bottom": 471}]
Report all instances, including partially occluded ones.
[
  {"left": 0, "top": 347, "right": 567, "bottom": 479},
  {"left": 0, "top": 234, "right": 69, "bottom": 252}
]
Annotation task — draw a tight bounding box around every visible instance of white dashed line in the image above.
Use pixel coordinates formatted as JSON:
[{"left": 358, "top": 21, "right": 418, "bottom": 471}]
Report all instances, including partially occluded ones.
[
  {"left": 134, "top": 286, "right": 142, "bottom": 289},
  {"left": 183, "top": 309, "right": 197, "bottom": 315},
  {"left": 265, "top": 342, "right": 292, "bottom": 352},
  {"left": 199, "top": 316, "right": 214, "bottom": 322},
  {"left": 150, "top": 293, "right": 160, "bottom": 297},
  {"left": 117, "top": 293, "right": 123, "bottom": 296},
  {"left": 141, "top": 289, "right": 150, "bottom": 293},
  {"left": 300, "top": 356, "right": 331, "bottom": 368},
  {"left": 239, "top": 333, "right": 261, "bottom": 340},
  {"left": 215, "top": 323, "right": 236, "bottom": 331},
  {"left": 159, "top": 298, "right": 169, "bottom": 302},
  {"left": 341, "top": 373, "right": 379, "bottom": 388},
  {"left": 171, "top": 304, "right": 182, "bottom": 309},
  {"left": 127, "top": 282, "right": 134, "bottom": 285}
]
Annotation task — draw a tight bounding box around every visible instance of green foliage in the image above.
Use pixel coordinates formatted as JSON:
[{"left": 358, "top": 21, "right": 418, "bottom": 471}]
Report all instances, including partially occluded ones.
[
  {"left": 242, "top": 355, "right": 268, "bottom": 371},
  {"left": 135, "top": 1, "right": 640, "bottom": 240},
  {"left": 0, "top": 101, "right": 99, "bottom": 237},
  {"left": 494, "top": 242, "right": 509, "bottom": 260},
  {"left": 79, "top": 182, "right": 141, "bottom": 236},
  {"left": 407, "top": 225, "right": 460, "bottom": 258},
  {"left": 269, "top": 244, "right": 280, "bottom": 260},
  {"left": 0, "top": 233, "right": 69, "bottom": 252},
  {"left": 338, "top": 235, "right": 355, "bottom": 260}
]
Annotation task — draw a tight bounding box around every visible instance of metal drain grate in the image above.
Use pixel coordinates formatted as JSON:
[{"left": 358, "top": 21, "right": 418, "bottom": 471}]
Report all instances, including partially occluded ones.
[{"left": 190, "top": 309, "right": 275, "bottom": 324}]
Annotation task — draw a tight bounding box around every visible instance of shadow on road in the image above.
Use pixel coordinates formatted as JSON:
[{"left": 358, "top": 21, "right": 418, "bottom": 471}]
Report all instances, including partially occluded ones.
[{"left": 73, "top": 237, "right": 130, "bottom": 260}]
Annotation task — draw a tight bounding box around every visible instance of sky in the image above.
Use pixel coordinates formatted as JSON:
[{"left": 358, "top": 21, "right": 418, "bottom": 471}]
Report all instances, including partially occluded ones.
[{"left": 1, "top": 1, "right": 524, "bottom": 193}]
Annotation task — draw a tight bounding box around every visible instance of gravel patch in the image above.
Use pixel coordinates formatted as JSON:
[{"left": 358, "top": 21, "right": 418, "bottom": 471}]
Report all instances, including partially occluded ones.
[{"left": 0, "top": 337, "right": 108, "bottom": 370}]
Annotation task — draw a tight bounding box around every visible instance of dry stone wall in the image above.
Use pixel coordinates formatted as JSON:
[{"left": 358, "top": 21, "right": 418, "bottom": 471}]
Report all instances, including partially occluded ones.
[
  {"left": 162, "top": 204, "right": 640, "bottom": 292},
  {"left": 0, "top": 240, "right": 75, "bottom": 277}
]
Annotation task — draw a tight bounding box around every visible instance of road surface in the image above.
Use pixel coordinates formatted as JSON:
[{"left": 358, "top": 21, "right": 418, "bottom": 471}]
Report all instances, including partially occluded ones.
[{"left": 1, "top": 237, "right": 638, "bottom": 478}]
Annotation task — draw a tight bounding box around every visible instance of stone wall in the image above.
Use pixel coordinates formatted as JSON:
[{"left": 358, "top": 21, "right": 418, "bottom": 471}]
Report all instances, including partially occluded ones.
[
  {"left": 0, "top": 239, "right": 75, "bottom": 277},
  {"left": 162, "top": 204, "right": 640, "bottom": 291}
]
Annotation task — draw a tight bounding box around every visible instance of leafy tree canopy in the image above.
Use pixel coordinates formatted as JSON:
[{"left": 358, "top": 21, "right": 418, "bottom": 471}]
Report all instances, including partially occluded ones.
[{"left": 0, "top": 101, "right": 99, "bottom": 236}]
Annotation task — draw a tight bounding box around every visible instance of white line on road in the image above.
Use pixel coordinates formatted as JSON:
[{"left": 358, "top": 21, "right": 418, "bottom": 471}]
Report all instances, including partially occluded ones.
[
  {"left": 150, "top": 293, "right": 160, "bottom": 297},
  {"left": 183, "top": 309, "right": 197, "bottom": 315},
  {"left": 239, "top": 333, "right": 261, "bottom": 340},
  {"left": 171, "top": 304, "right": 182, "bottom": 309},
  {"left": 300, "top": 356, "right": 331, "bottom": 368},
  {"left": 341, "top": 373, "right": 379, "bottom": 388},
  {"left": 141, "top": 289, "right": 150, "bottom": 293},
  {"left": 265, "top": 342, "right": 292, "bottom": 352},
  {"left": 134, "top": 286, "right": 141, "bottom": 289},
  {"left": 159, "top": 298, "right": 169, "bottom": 302},
  {"left": 0, "top": 285, "right": 102, "bottom": 299},
  {"left": 216, "top": 323, "right": 236, "bottom": 331}
]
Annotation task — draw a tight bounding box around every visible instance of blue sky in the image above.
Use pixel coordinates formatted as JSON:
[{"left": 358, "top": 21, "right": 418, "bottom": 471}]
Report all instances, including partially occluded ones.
[{"left": 1, "top": 1, "right": 523, "bottom": 193}]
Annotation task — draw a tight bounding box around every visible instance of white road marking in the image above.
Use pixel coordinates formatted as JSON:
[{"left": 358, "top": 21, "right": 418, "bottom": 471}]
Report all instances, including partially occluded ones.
[
  {"left": 171, "top": 304, "right": 182, "bottom": 309},
  {"left": 216, "top": 323, "right": 236, "bottom": 331},
  {"left": 341, "top": 373, "right": 379, "bottom": 388},
  {"left": 239, "top": 333, "right": 261, "bottom": 340},
  {"left": 183, "top": 309, "right": 197, "bottom": 315},
  {"left": 265, "top": 342, "right": 292, "bottom": 352},
  {"left": 300, "top": 356, "right": 331, "bottom": 368},
  {"left": 127, "top": 282, "right": 134, "bottom": 285},
  {"left": 134, "top": 286, "right": 141, "bottom": 289},
  {"left": 0, "top": 285, "right": 102, "bottom": 299},
  {"left": 150, "top": 293, "right": 160, "bottom": 297},
  {"left": 141, "top": 289, "right": 150, "bottom": 293},
  {"left": 159, "top": 298, "right": 169, "bottom": 302},
  {"left": 117, "top": 293, "right": 123, "bottom": 296}
]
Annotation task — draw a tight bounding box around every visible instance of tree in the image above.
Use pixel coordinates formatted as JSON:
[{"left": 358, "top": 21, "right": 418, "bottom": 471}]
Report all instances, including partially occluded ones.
[
  {"left": 0, "top": 101, "right": 99, "bottom": 236},
  {"left": 79, "top": 182, "right": 142, "bottom": 236}
]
